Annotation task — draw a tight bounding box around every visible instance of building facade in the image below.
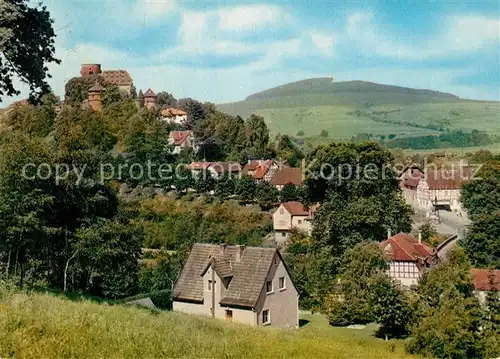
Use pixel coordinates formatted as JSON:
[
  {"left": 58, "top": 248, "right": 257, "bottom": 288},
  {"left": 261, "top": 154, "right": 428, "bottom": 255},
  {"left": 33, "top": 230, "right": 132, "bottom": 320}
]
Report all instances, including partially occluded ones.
[
  {"left": 172, "top": 244, "right": 299, "bottom": 329},
  {"left": 273, "top": 202, "right": 316, "bottom": 246}
]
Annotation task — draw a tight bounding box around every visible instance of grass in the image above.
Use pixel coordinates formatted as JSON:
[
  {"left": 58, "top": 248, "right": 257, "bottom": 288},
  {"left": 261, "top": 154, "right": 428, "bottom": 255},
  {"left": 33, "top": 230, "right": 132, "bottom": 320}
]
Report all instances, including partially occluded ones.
[{"left": 0, "top": 290, "right": 419, "bottom": 358}]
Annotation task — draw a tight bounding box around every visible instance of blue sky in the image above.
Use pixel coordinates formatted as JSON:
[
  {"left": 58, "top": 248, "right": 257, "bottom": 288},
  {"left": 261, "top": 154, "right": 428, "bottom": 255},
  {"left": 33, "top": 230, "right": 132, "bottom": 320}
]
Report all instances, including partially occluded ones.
[{"left": 3, "top": 0, "right": 500, "bottom": 105}]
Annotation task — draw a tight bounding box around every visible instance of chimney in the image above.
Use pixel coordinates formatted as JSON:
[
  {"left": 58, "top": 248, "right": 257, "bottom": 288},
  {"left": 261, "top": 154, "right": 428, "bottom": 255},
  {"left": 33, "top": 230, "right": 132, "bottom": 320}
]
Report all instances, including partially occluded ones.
[
  {"left": 418, "top": 231, "right": 422, "bottom": 243},
  {"left": 235, "top": 245, "right": 245, "bottom": 262},
  {"left": 387, "top": 228, "right": 392, "bottom": 239}
]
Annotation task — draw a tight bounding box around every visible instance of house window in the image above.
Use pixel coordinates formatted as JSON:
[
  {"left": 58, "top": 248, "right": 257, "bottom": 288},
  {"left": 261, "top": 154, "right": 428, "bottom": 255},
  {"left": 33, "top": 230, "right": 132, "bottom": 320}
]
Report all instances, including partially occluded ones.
[
  {"left": 281, "top": 232, "right": 286, "bottom": 237},
  {"left": 266, "top": 280, "right": 273, "bottom": 294},
  {"left": 279, "top": 277, "right": 286, "bottom": 290},
  {"left": 262, "top": 309, "right": 270, "bottom": 325},
  {"left": 208, "top": 280, "right": 216, "bottom": 291},
  {"left": 279, "top": 208, "right": 284, "bottom": 215},
  {"left": 298, "top": 220, "right": 302, "bottom": 224}
]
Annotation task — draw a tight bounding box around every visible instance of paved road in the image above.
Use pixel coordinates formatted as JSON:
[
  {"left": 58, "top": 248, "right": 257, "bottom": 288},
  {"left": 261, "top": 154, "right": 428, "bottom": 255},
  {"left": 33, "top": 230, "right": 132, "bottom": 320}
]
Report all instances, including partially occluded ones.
[{"left": 412, "top": 208, "right": 470, "bottom": 237}]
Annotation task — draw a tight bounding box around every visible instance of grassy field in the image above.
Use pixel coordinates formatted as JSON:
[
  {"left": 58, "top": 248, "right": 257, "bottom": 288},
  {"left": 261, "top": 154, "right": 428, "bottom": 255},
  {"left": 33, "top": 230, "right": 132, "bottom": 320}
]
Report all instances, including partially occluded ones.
[{"left": 0, "top": 289, "right": 419, "bottom": 358}]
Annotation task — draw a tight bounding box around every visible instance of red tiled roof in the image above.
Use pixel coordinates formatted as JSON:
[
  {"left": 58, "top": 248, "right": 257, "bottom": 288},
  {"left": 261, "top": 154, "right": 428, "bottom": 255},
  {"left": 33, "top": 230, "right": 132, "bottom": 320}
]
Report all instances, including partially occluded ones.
[
  {"left": 380, "top": 233, "right": 433, "bottom": 262},
  {"left": 102, "top": 70, "right": 132, "bottom": 86},
  {"left": 270, "top": 167, "right": 303, "bottom": 186},
  {"left": 471, "top": 269, "right": 500, "bottom": 291},
  {"left": 144, "top": 88, "right": 156, "bottom": 97},
  {"left": 170, "top": 131, "right": 192, "bottom": 145},
  {"left": 242, "top": 160, "right": 274, "bottom": 179},
  {"left": 281, "top": 201, "right": 318, "bottom": 217},
  {"left": 161, "top": 108, "right": 187, "bottom": 117},
  {"left": 421, "top": 168, "right": 475, "bottom": 190}
]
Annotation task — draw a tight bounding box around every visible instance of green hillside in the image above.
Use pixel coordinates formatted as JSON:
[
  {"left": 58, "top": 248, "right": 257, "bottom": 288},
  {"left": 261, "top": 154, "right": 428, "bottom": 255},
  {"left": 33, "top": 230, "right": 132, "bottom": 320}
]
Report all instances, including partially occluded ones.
[
  {"left": 217, "top": 78, "right": 500, "bottom": 144},
  {"left": 0, "top": 289, "right": 419, "bottom": 359}
]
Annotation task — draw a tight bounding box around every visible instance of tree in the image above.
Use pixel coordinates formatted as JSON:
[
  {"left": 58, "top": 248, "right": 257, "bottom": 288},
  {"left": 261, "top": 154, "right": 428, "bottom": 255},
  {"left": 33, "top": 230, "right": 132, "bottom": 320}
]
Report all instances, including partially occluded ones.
[
  {"left": 320, "top": 129, "right": 329, "bottom": 138},
  {"left": 255, "top": 182, "right": 279, "bottom": 210},
  {"left": 369, "top": 274, "right": 413, "bottom": 339},
  {"left": 101, "top": 85, "right": 124, "bottom": 107},
  {"left": 235, "top": 175, "right": 256, "bottom": 202},
  {"left": 280, "top": 183, "right": 298, "bottom": 202},
  {"left": 296, "top": 130, "right": 305, "bottom": 136},
  {"left": 178, "top": 98, "right": 205, "bottom": 127},
  {"left": 0, "top": 0, "right": 60, "bottom": 100},
  {"left": 407, "top": 248, "right": 489, "bottom": 359},
  {"left": 276, "top": 134, "right": 303, "bottom": 167},
  {"left": 245, "top": 114, "right": 270, "bottom": 158},
  {"left": 156, "top": 91, "right": 177, "bottom": 107},
  {"left": 64, "top": 75, "right": 105, "bottom": 105}
]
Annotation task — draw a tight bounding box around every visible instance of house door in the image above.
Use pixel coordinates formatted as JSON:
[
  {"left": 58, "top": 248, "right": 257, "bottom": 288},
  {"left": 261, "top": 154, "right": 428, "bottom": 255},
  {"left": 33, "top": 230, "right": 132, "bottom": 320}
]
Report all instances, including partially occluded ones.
[{"left": 225, "top": 310, "right": 233, "bottom": 322}]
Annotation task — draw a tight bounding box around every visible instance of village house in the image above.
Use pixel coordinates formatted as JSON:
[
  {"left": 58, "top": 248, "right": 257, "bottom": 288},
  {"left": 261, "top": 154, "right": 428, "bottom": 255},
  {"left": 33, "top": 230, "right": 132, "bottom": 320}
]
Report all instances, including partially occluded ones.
[
  {"left": 273, "top": 202, "right": 317, "bottom": 246},
  {"left": 241, "top": 160, "right": 278, "bottom": 182},
  {"left": 188, "top": 161, "right": 241, "bottom": 179},
  {"left": 380, "top": 232, "right": 434, "bottom": 287},
  {"left": 172, "top": 243, "right": 299, "bottom": 329},
  {"left": 161, "top": 107, "right": 188, "bottom": 125},
  {"left": 168, "top": 131, "right": 197, "bottom": 154},
  {"left": 471, "top": 268, "right": 500, "bottom": 304},
  {"left": 270, "top": 167, "right": 303, "bottom": 190},
  {"left": 399, "top": 166, "right": 474, "bottom": 215}
]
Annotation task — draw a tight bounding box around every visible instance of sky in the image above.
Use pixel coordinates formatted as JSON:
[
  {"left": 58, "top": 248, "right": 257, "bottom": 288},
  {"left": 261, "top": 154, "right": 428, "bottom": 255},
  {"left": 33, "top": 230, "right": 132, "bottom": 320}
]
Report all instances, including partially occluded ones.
[{"left": 2, "top": 0, "right": 500, "bottom": 105}]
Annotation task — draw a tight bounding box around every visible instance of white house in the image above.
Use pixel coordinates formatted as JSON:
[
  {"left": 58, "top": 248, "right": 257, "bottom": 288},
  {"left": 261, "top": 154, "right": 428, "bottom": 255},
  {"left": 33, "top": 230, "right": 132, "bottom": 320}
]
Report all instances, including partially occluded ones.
[
  {"left": 380, "top": 232, "right": 434, "bottom": 287},
  {"left": 168, "top": 130, "right": 197, "bottom": 154},
  {"left": 172, "top": 244, "right": 299, "bottom": 329},
  {"left": 272, "top": 202, "right": 317, "bottom": 246},
  {"left": 161, "top": 108, "right": 188, "bottom": 125}
]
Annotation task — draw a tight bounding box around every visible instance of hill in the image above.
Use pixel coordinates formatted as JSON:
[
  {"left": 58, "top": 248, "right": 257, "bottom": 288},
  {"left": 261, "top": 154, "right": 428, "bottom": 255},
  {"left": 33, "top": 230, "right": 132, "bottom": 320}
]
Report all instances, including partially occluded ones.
[
  {"left": 217, "top": 78, "right": 500, "bottom": 145},
  {"left": 0, "top": 289, "right": 418, "bottom": 358}
]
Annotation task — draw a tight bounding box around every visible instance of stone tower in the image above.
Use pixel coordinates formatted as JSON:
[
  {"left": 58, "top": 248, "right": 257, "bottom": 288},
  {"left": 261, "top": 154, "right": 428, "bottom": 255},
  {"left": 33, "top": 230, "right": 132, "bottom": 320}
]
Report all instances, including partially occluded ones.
[
  {"left": 143, "top": 88, "right": 157, "bottom": 109},
  {"left": 135, "top": 89, "right": 144, "bottom": 109},
  {"left": 80, "top": 64, "right": 102, "bottom": 77},
  {"left": 88, "top": 83, "right": 104, "bottom": 112}
]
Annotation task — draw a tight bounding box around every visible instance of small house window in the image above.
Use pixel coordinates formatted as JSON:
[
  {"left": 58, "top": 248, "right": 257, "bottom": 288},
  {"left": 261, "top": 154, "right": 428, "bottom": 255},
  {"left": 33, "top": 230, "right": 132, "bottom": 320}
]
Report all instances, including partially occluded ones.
[
  {"left": 208, "top": 280, "right": 215, "bottom": 291},
  {"left": 279, "top": 277, "right": 286, "bottom": 290},
  {"left": 298, "top": 220, "right": 302, "bottom": 224},
  {"left": 279, "top": 208, "right": 284, "bottom": 215},
  {"left": 262, "top": 309, "right": 270, "bottom": 324},
  {"left": 281, "top": 232, "right": 286, "bottom": 237},
  {"left": 266, "top": 280, "right": 273, "bottom": 294}
]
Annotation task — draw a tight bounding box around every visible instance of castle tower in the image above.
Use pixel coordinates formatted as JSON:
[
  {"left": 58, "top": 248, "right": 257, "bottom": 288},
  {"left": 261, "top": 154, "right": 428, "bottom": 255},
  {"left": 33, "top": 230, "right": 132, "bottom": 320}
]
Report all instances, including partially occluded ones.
[
  {"left": 88, "top": 83, "right": 104, "bottom": 112},
  {"left": 80, "top": 64, "right": 102, "bottom": 77},
  {"left": 135, "top": 89, "right": 144, "bottom": 109},
  {"left": 143, "top": 88, "right": 157, "bottom": 109}
]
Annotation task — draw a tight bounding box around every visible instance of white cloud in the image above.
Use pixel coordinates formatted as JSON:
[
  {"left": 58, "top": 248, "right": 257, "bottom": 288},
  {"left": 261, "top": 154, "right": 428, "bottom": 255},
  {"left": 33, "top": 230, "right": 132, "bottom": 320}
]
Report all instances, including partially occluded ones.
[
  {"left": 135, "top": 0, "right": 177, "bottom": 22},
  {"left": 347, "top": 11, "right": 500, "bottom": 59},
  {"left": 217, "top": 4, "right": 285, "bottom": 31},
  {"left": 310, "top": 32, "right": 335, "bottom": 56}
]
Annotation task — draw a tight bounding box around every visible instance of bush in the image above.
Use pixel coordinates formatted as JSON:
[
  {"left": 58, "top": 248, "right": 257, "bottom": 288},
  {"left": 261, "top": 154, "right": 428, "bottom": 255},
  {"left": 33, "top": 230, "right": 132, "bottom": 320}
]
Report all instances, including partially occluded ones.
[
  {"left": 296, "top": 130, "right": 305, "bottom": 136},
  {"left": 320, "top": 129, "right": 329, "bottom": 138}
]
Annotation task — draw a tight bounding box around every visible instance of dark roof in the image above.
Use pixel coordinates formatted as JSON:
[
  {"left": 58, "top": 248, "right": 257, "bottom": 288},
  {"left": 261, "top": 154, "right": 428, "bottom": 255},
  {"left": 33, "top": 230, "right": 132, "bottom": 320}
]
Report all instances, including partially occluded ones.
[
  {"left": 144, "top": 88, "right": 156, "bottom": 97},
  {"left": 173, "top": 244, "right": 281, "bottom": 308},
  {"left": 270, "top": 167, "right": 303, "bottom": 186},
  {"left": 102, "top": 70, "right": 132, "bottom": 86},
  {"left": 471, "top": 269, "right": 500, "bottom": 291},
  {"left": 380, "top": 233, "right": 433, "bottom": 262}
]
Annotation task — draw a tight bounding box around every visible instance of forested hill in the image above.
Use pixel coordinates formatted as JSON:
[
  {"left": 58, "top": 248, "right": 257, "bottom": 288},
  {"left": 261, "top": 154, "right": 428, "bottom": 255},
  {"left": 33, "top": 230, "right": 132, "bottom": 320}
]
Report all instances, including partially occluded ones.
[
  {"left": 218, "top": 78, "right": 462, "bottom": 116},
  {"left": 246, "top": 78, "right": 460, "bottom": 102}
]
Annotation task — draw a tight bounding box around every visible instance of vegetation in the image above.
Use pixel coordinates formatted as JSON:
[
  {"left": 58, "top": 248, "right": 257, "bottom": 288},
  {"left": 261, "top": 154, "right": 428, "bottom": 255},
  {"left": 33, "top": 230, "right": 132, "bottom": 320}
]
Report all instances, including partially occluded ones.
[
  {"left": 0, "top": 286, "right": 418, "bottom": 359},
  {"left": 0, "top": 0, "right": 60, "bottom": 100}
]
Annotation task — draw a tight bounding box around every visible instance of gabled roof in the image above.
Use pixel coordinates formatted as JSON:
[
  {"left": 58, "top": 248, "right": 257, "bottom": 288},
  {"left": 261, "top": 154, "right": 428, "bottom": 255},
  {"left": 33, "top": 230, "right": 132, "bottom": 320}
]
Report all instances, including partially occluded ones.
[
  {"left": 420, "top": 168, "right": 475, "bottom": 190},
  {"left": 380, "top": 233, "right": 433, "bottom": 262},
  {"left": 471, "top": 269, "right": 500, "bottom": 291},
  {"left": 173, "top": 244, "right": 282, "bottom": 308},
  {"left": 102, "top": 70, "right": 132, "bottom": 86},
  {"left": 144, "top": 88, "right": 156, "bottom": 97},
  {"left": 280, "top": 201, "right": 317, "bottom": 217},
  {"left": 170, "top": 130, "right": 192, "bottom": 145},
  {"left": 270, "top": 167, "right": 303, "bottom": 186},
  {"left": 242, "top": 160, "right": 274, "bottom": 179}
]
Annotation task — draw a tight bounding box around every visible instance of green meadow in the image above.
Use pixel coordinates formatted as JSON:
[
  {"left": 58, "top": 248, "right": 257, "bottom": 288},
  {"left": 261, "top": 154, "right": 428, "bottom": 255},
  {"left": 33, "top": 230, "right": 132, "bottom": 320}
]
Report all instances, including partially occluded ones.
[{"left": 0, "top": 289, "right": 419, "bottom": 359}]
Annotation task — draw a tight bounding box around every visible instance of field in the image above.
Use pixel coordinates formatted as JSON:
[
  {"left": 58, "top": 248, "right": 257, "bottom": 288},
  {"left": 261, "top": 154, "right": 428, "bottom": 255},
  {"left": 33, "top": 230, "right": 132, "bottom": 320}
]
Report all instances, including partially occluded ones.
[
  {"left": 0, "top": 289, "right": 419, "bottom": 359},
  {"left": 218, "top": 78, "right": 500, "bottom": 151}
]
